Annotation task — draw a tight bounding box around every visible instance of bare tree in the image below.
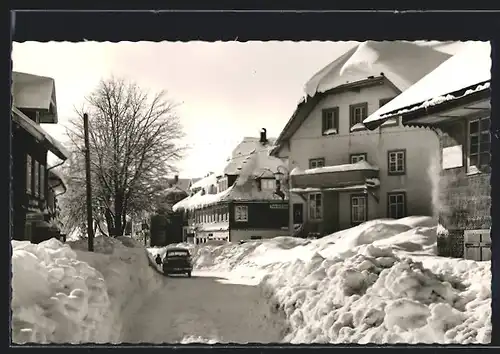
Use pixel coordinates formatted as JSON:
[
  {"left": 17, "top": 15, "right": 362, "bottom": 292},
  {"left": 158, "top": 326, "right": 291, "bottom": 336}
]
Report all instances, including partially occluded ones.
[{"left": 64, "top": 77, "right": 185, "bottom": 237}]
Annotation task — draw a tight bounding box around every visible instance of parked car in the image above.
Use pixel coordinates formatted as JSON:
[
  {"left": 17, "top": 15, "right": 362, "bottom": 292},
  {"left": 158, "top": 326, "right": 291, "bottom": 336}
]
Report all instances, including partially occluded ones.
[{"left": 162, "top": 247, "right": 193, "bottom": 277}]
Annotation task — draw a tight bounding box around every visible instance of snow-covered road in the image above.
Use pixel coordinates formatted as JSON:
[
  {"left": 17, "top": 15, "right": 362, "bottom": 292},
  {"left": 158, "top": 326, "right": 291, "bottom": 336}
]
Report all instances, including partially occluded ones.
[{"left": 123, "top": 271, "right": 286, "bottom": 344}]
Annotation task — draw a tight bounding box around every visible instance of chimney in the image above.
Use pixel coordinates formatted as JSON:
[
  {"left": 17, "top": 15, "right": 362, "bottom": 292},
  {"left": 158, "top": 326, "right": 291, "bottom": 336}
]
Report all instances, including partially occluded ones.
[
  {"left": 259, "top": 128, "right": 267, "bottom": 144},
  {"left": 174, "top": 175, "right": 179, "bottom": 184}
]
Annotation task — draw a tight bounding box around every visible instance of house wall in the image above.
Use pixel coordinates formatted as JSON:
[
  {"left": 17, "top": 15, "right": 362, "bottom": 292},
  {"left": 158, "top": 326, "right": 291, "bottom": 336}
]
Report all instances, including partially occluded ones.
[
  {"left": 280, "top": 83, "right": 439, "bottom": 231},
  {"left": 230, "top": 201, "right": 289, "bottom": 230},
  {"left": 338, "top": 192, "right": 379, "bottom": 230},
  {"left": 229, "top": 201, "right": 289, "bottom": 241},
  {"left": 436, "top": 119, "right": 491, "bottom": 233},
  {"left": 12, "top": 126, "right": 49, "bottom": 241}
]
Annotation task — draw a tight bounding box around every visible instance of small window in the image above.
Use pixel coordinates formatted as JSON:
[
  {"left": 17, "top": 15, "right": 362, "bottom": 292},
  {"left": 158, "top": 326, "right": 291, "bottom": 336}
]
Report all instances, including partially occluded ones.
[
  {"left": 349, "top": 102, "right": 368, "bottom": 129},
  {"left": 350, "top": 153, "right": 367, "bottom": 164},
  {"left": 235, "top": 205, "right": 248, "bottom": 222},
  {"left": 321, "top": 107, "right": 339, "bottom": 135},
  {"left": 34, "top": 160, "right": 39, "bottom": 198},
  {"left": 379, "top": 98, "right": 399, "bottom": 127},
  {"left": 469, "top": 117, "right": 491, "bottom": 172},
  {"left": 309, "top": 158, "right": 325, "bottom": 169},
  {"left": 308, "top": 193, "right": 322, "bottom": 220},
  {"left": 388, "top": 192, "right": 406, "bottom": 219},
  {"left": 26, "top": 154, "right": 32, "bottom": 194},
  {"left": 261, "top": 179, "right": 275, "bottom": 190},
  {"left": 351, "top": 195, "right": 367, "bottom": 224},
  {"left": 40, "top": 163, "right": 45, "bottom": 199},
  {"left": 388, "top": 150, "right": 406, "bottom": 175}
]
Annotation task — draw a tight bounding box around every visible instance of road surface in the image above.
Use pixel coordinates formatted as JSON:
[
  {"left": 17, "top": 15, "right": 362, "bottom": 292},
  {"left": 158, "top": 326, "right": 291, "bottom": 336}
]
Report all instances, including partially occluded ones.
[{"left": 123, "top": 271, "right": 287, "bottom": 344}]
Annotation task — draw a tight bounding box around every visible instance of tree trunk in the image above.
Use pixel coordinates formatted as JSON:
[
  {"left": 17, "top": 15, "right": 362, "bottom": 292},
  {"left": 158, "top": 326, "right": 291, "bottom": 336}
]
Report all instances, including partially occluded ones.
[
  {"left": 113, "top": 190, "right": 124, "bottom": 237},
  {"left": 105, "top": 208, "right": 114, "bottom": 236}
]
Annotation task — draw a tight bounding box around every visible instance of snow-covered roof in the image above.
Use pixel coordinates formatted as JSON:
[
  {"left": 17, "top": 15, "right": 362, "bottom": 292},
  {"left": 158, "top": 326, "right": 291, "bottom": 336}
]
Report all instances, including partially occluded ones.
[
  {"left": 224, "top": 137, "right": 277, "bottom": 175},
  {"left": 189, "top": 173, "right": 220, "bottom": 191},
  {"left": 364, "top": 41, "right": 491, "bottom": 129},
  {"left": 272, "top": 41, "right": 452, "bottom": 152},
  {"left": 12, "top": 71, "right": 58, "bottom": 124},
  {"left": 290, "top": 160, "right": 379, "bottom": 177},
  {"left": 409, "top": 40, "right": 474, "bottom": 55},
  {"left": 173, "top": 185, "right": 235, "bottom": 212},
  {"left": 304, "top": 41, "right": 452, "bottom": 97}
]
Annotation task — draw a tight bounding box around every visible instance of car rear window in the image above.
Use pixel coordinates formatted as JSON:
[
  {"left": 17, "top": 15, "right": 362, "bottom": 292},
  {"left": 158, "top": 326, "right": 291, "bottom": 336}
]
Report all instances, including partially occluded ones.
[{"left": 167, "top": 251, "right": 189, "bottom": 257}]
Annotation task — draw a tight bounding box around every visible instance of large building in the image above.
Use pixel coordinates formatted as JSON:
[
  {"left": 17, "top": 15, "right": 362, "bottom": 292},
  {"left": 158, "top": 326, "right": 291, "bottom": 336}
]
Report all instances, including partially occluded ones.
[
  {"left": 173, "top": 129, "right": 290, "bottom": 243},
  {"left": 270, "top": 41, "right": 455, "bottom": 237},
  {"left": 11, "top": 72, "right": 69, "bottom": 242},
  {"left": 364, "top": 41, "right": 491, "bottom": 261}
]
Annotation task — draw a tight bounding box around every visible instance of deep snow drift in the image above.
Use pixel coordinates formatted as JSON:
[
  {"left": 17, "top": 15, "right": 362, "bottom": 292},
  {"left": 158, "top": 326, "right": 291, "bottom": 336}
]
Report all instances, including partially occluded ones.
[
  {"left": 155, "top": 217, "right": 490, "bottom": 344},
  {"left": 11, "top": 236, "right": 163, "bottom": 344}
]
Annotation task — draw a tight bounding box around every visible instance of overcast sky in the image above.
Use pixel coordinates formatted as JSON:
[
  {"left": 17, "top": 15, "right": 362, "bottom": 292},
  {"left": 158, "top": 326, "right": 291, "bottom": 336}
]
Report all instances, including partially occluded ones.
[{"left": 12, "top": 41, "right": 360, "bottom": 178}]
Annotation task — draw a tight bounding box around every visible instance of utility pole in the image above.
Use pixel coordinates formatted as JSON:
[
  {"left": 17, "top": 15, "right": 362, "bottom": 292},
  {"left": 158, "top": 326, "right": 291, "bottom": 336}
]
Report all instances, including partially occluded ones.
[{"left": 83, "top": 113, "right": 95, "bottom": 252}]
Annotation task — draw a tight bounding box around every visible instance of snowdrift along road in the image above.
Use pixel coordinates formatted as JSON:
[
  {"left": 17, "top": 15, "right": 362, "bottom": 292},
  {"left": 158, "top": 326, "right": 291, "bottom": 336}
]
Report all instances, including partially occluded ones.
[
  {"left": 11, "top": 236, "right": 164, "bottom": 344},
  {"left": 151, "top": 216, "right": 491, "bottom": 344}
]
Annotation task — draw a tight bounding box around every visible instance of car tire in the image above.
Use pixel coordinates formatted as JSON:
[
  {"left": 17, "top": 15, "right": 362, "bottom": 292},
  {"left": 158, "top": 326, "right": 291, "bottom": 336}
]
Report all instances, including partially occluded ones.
[{"left": 187, "top": 271, "right": 191, "bottom": 278}]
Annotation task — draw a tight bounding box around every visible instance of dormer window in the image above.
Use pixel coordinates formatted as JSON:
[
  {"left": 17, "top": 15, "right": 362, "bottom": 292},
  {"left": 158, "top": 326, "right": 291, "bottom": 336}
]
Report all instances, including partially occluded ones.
[{"left": 261, "top": 178, "right": 275, "bottom": 190}]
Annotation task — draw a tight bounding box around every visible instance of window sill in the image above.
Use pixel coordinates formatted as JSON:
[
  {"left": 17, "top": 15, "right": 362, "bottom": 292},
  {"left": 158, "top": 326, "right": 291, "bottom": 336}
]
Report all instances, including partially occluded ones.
[
  {"left": 322, "top": 131, "right": 338, "bottom": 136},
  {"left": 350, "top": 126, "right": 368, "bottom": 133},
  {"left": 388, "top": 172, "right": 406, "bottom": 176},
  {"left": 466, "top": 170, "right": 491, "bottom": 177}
]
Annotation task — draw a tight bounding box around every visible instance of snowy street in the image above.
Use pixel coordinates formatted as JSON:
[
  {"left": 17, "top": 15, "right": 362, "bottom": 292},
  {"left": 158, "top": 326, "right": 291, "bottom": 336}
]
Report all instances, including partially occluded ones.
[{"left": 123, "top": 272, "right": 286, "bottom": 344}]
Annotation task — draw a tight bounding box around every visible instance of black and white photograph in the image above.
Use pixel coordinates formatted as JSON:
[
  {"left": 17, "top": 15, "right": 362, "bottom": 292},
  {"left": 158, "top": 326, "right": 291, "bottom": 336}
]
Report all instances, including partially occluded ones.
[{"left": 10, "top": 37, "right": 491, "bottom": 345}]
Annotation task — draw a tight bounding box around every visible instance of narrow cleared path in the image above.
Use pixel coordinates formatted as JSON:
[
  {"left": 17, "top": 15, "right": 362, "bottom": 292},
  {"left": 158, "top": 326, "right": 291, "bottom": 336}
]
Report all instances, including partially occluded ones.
[{"left": 123, "top": 271, "right": 286, "bottom": 344}]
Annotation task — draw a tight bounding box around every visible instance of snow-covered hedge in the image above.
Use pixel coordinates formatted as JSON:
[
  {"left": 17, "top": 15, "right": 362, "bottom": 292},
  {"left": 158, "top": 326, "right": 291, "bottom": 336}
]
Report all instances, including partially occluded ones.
[
  {"left": 11, "top": 236, "right": 163, "bottom": 344},
  {"left": 181, "top": 217, "right": 491, "bottom": 344}
]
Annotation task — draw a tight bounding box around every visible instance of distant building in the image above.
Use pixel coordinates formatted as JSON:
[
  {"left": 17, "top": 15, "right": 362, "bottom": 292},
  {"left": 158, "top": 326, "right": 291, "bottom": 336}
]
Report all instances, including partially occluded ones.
[
  {"left": 11, "top": 72, "right": 69, "bottom": 242},
  {"left": 364, "top": 41, "right": 491, "bottom": 261},
  {"left": 270, "top": 41, "right": 452, "bottom": 237},
  {"left": 174, "top": 129, "right": 290, "bottom": 243}
]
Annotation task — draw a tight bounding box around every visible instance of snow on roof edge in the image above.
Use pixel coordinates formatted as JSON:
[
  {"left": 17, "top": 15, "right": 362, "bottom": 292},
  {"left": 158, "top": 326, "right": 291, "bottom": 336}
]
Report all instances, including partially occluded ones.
[{"left": 364, "top": 41, "right": 491, "bottom": 127}]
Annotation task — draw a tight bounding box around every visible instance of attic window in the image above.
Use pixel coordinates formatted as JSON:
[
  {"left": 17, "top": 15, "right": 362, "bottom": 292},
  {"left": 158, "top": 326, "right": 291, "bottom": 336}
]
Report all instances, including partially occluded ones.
[{"left": 261, "top": 179, "right": 275, "bottom": 190}]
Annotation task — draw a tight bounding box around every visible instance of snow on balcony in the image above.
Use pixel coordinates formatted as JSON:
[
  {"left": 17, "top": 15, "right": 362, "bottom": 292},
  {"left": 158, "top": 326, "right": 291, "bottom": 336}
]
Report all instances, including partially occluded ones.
[
  {"left": 291, "top": 160, "right": 378, "bottom": 176},
  {"left": 290, "top": 161, "right": 379, "bottom": 190},
  {"left": 290, "top": 177, "right": 380, "bottom": 194}
]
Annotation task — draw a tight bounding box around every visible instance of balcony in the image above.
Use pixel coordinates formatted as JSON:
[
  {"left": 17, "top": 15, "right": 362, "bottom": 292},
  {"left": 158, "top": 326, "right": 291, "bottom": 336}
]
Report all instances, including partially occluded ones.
[{"left": 290, "top": 160, "right": 379, "bottom": 191}]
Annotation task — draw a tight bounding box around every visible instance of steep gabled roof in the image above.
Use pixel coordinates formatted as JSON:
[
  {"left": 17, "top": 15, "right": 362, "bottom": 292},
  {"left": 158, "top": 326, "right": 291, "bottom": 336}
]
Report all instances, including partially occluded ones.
[
  {"left": 12, "top": 72, "right": 58, "bottom": 123},
  {"left": 363, "top": 41, "right": 491, "bottom": 129},
  {"left": 304, "top": 41, "right": 452, "bottom": 97},
  {"left": 272, "top": 41, "right": 452, "bottom": 153}
]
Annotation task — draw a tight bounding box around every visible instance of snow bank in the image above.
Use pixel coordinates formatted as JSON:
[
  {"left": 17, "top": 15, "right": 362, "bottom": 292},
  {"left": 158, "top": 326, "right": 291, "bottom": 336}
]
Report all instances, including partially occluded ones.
[
  {"left": 12, "top": 236, "right": 163, "bottom": 344},
  {"left": 186, "top": 217, "right": 491, "bottom": 344}
]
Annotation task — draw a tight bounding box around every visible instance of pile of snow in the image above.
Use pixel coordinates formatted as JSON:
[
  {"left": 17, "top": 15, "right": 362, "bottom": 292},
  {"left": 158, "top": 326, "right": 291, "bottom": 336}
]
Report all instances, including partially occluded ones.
[
  {"left": 12, "top": 236, "right": 163, "bottom": 344},
  {"left": 184, "top": 217, "right": 491, "bottom": 344}
]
